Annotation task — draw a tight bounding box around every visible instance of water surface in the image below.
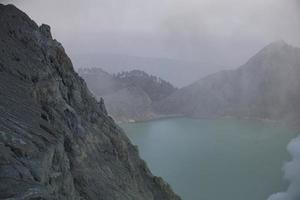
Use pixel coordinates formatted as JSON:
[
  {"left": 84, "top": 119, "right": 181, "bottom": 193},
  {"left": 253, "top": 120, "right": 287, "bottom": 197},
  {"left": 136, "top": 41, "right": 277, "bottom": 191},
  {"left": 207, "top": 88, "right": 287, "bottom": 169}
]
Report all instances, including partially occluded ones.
[{"left": 121, "top": 118, "right": 299, "bottom": 200}]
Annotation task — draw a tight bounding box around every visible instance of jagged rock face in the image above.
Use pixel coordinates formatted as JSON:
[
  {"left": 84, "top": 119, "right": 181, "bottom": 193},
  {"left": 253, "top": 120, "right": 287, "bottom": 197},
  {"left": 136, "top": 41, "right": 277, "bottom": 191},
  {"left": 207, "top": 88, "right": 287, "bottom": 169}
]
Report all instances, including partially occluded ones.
[
  {"left": 0, "top": 4, "right": 180, "bottom": 200},
  {"left": 79, "top": 68, "right": 177, "bottom": 122},
  {"left": 155, "top": 41, "right": 300, "bottom": 121}
]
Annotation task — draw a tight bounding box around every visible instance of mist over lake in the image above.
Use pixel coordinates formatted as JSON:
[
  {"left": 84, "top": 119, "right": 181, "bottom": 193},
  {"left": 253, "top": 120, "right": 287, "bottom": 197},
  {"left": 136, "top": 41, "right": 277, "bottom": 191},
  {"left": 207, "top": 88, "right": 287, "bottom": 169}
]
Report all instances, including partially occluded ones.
[
  {"left": 1, "top": 1, "right": 300, "bottom": 199},
  {"left": 122, "top": 118, "right": 299, "bottom": 200}
]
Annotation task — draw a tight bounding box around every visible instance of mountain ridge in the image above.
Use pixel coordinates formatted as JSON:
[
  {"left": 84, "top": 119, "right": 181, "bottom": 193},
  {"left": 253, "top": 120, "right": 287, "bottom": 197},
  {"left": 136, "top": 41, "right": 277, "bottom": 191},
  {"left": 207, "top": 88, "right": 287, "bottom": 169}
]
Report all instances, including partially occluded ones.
[
  {"left": 79, "top": 68, "right": 177, "bottom": 122},
  {"left": 155, "top": 41, "right": 300, "bottom": 122}
]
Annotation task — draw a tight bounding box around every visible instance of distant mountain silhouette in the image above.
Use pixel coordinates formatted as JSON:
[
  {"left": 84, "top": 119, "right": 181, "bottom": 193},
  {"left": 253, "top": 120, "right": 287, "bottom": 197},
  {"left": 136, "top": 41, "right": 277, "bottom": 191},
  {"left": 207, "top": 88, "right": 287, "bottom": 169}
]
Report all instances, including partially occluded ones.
[
  {"left": 79, "top": 68, "right": 177, "bottom": 122},
  {"left": 155, "top": 41, "right": 300, "bottom": 122}
]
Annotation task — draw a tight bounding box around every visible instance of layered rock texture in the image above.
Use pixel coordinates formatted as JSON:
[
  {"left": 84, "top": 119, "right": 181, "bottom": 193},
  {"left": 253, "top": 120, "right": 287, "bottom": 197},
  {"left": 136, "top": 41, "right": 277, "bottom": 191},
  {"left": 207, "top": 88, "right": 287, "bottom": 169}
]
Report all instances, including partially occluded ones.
[
  {"left": 0, "top": 4, "right": 180, "bottom": 200},
  {"left": 155, "top": 41, "right": 300, "bottom": 121},
  {"left": 79, "top": 68, "right": 177, "bottom": 122}
]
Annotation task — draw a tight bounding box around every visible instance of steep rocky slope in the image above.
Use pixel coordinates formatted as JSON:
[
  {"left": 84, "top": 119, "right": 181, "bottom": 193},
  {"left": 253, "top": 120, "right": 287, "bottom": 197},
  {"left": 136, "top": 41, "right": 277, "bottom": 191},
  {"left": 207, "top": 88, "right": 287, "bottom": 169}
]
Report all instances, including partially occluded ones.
[
  {"left": 79, "top": 68, "right": 177, "bottom": 122},
  {"left": 0, "top": 4, "right": 180, "bottom": 200},
  {"left": 155, "top": 41, "right": 300, "bottom": 121}
]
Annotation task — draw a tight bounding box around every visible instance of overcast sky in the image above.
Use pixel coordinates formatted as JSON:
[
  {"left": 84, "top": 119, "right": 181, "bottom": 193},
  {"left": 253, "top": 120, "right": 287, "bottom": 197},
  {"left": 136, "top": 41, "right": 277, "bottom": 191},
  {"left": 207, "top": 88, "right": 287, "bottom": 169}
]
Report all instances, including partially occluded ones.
[{"left": 2, "top": 0, "right": 300, "bottom": 85}]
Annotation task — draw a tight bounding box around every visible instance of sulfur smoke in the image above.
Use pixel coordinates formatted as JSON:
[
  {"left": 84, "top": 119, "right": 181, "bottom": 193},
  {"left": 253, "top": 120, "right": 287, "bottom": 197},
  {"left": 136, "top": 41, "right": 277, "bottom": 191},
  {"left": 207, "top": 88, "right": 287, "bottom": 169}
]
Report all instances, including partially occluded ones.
[{"left": 268, "top": 136, "right": 300, "bottom": 200}]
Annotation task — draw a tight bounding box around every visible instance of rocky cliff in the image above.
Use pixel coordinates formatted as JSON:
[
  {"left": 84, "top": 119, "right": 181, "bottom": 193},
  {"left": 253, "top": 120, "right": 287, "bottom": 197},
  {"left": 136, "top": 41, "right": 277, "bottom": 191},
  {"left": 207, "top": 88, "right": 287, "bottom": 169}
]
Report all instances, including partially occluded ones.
[
  {"left": 0, "top": 4, "right": 180, "bottom": 200},
  {"left": 155, "top": 41, "right": 300, "bottom": 121},
  {"left": 79, "top": 68, "right": 177, "bottom": 123}
]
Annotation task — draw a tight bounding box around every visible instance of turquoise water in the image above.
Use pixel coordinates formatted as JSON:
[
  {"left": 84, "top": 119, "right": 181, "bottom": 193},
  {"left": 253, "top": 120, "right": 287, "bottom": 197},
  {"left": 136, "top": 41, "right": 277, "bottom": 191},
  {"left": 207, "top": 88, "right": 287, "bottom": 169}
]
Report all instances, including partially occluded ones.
[{"left": 121, "top": 118, "right": 299, "bottom": 200}]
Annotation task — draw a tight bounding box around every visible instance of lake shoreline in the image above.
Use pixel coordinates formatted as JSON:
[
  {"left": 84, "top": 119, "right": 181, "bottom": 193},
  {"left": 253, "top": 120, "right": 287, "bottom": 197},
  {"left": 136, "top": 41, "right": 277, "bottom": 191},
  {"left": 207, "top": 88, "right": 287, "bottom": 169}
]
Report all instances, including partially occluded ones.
[
  {"left": 121, "top": 117, "right": 299, "bottom": 200},
  {"left": 119, "top": 114, "right": 300, "bottom": 129}
]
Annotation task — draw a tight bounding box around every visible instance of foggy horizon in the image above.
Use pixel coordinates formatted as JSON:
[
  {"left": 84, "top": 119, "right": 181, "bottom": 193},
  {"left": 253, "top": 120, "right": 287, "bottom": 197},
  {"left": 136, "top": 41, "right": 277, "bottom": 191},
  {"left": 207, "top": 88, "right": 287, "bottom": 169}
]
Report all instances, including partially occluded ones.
[{"left": 2, "top": 0, "right": 300, "bottom": 86}]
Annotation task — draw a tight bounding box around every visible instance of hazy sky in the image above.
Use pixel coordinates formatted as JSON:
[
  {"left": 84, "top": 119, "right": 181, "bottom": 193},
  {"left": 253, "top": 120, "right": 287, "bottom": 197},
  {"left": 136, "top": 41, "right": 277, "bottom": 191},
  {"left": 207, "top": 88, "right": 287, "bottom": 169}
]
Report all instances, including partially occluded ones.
[{"left": 2, "top": 0, "right": 300, "bottom": 85}]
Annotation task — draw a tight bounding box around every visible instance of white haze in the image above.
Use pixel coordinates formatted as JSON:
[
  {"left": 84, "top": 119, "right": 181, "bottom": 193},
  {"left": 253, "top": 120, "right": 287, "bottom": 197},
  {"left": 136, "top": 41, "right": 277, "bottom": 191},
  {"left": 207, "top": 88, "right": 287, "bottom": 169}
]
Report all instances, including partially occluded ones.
[
  {"left": 268, "top": 136, "right": 300, "bottom": 200},
  {"left": 2, "top": 0, "right": 300, "bottom": 86}
]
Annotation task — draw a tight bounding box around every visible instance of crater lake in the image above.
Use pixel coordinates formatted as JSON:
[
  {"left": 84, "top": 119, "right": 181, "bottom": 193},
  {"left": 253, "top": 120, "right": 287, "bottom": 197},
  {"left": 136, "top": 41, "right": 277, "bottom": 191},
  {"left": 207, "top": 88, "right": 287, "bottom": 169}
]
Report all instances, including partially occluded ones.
[{"left": 121, "top": 118, "right": 299, "bottom": 200}]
